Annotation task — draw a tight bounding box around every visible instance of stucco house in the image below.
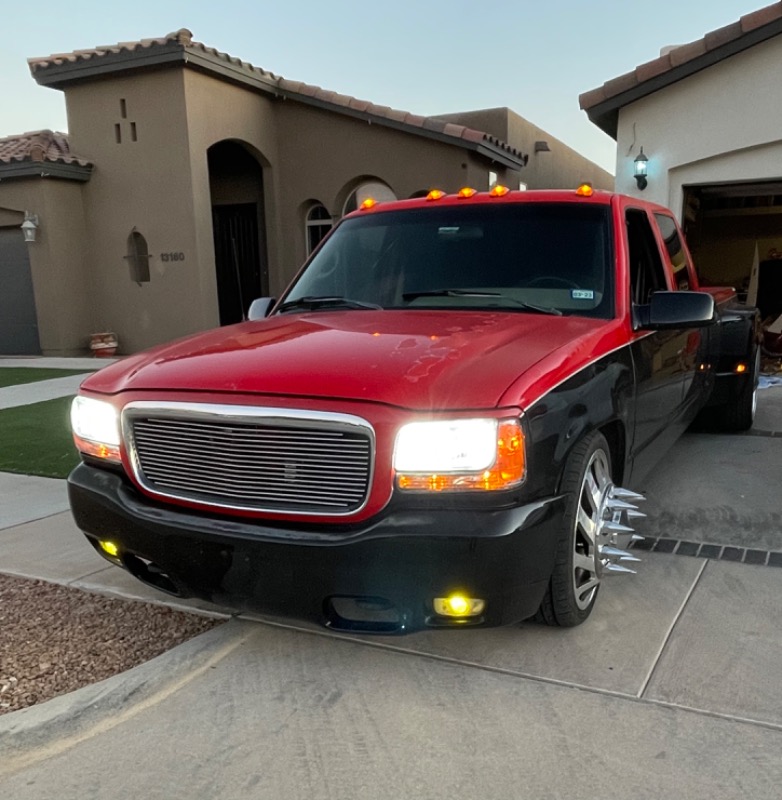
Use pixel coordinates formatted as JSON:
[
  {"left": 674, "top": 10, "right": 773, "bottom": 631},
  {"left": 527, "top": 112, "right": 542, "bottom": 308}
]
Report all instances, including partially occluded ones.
[
  {"left": 0, "top": 29, "right": 611, "bottom": 356},
  {"left": 580, "top": 0, "right": 782, "bottom": 326}
]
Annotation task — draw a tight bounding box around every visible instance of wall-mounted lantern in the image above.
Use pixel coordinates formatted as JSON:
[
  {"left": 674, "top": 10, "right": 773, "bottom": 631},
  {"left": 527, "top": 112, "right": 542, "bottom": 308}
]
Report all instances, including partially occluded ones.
[
  {"left": 21, "top": 212, "right": 39, "bottom": 243},
  {"left": 633, "top": 148, "right": 649, "bottom": 191}
]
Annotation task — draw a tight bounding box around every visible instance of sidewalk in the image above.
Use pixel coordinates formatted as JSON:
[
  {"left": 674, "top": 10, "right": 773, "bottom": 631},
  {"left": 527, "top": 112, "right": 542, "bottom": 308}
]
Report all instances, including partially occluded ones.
[
  {"left": 0, "top": 356, "right": 115, "bottom": 410},
  {"left": 1, "top": 360, "right": 780, "bottom": 796}
]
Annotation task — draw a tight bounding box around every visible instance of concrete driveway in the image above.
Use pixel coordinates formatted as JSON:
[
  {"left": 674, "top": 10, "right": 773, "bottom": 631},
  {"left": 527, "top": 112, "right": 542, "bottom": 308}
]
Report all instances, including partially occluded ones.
[{"left": 1, "top": 385, "right": 780, "bottom": 798}]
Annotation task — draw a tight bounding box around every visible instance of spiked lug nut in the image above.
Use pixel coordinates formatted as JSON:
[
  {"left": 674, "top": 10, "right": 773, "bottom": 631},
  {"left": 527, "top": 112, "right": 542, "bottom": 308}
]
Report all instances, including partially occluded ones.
[
  {"left": 605, "top": 563, "right": 637, "bottom": 574},
  {"left": 606, "top": 497, "right": 639, "bottom": 511},
  {"left": 609, "top": 487, "right": 645, "bottom": 502},
  {"left": 631, "top": 534, "right": 645, "bottom": 541},
  {"left": 625, "top": 509, "right": 647, "bottom": 519},
  {"left": 603, "top": 521, "right": 635, "bottom": 534},
  {"left": 600, "top": 545, "right": 636, "bottom": 559}
]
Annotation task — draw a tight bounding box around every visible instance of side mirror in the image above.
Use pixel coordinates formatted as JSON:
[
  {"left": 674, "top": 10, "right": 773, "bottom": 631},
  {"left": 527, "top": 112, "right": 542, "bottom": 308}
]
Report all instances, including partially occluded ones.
[
  {"left": 247, "top": 297, "right": 276, "bottom": 321},
  {"left": 638, "top": 291, "right": 716, "bottom": 330}
]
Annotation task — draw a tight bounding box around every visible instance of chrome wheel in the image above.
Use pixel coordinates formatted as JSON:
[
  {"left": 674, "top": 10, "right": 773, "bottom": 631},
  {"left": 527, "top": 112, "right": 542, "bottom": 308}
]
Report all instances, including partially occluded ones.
[
  {"left": 572, "top": 448, "right": 611, "bottom": 610},
  {"left": 751, "top": 347, "right": 760, "bottom": 421},
  {"left": 572, "top": 450, "right": 645, "bottom": 610},
  {"left": 535, "top": 431, "right": 645, "bottom": 628}
]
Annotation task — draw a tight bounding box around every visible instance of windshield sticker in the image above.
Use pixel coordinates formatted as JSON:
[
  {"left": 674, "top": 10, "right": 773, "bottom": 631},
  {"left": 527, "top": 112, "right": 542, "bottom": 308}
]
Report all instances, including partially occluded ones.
[{"left": 571, "top": 289, "right": 594, "bottom": 300}]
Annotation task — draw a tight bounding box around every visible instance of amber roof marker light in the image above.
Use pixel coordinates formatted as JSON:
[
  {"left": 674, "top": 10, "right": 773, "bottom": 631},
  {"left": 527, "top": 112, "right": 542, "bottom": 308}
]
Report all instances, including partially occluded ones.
[
  {"left": 359, "top": 197, "right": 377, "bottom": 210},
  {"left": 426, "top": 189, "right": 446, "bottom": 201},
  {"left": 489, "top": 184, "right": 510, "bottom": 197},
  {"left": 576, "top": 183, "right": 594, "bottom": 197},
  {"left": 457, "top": 187, "right": 477, "bottom": 198}
]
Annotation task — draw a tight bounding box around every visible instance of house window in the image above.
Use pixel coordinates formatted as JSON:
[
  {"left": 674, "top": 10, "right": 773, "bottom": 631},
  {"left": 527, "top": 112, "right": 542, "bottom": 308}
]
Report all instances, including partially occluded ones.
[
  {"left": 306, "top": 204, "right": 333, "bottom": 256},
  {"left": 126, "top": 229, "right": 151, "bottom": 283}
]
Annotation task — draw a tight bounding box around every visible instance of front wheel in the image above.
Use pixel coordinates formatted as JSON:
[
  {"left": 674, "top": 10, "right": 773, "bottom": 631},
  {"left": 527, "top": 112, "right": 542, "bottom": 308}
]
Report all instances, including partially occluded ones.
[{"left": 535, "top": 432, "right": 612, "bottom": 627}]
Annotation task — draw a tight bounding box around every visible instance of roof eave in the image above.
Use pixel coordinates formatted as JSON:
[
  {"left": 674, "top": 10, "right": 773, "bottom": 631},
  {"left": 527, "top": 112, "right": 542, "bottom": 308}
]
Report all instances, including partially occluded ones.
[
  {"left": 0, "top": 162, "right": 93, "bottom": 182},
  {"left": 30, "top": 43, "right": 280, "bottom": 95},
  {"left": 584, "top": 16, "right": 782, "bottom": 140},
  {"left": 275, "top": 88, "right": 526, "bottom": 170},
  {"left": 30, "top": 44, "right": 189, "bottom": 89}
]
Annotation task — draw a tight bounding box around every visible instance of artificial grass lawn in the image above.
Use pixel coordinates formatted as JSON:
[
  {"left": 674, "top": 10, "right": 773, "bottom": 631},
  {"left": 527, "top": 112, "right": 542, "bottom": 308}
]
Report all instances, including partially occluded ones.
[
  {"left": 0, "top": 367, "right": 89, "bottom": 389},
  {"left": 0, "top": 395, "right": 80, "bottom": 478}
]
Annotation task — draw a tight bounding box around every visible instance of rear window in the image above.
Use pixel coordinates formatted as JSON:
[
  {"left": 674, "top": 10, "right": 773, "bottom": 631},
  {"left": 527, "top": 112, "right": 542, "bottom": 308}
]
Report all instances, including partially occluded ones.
[{"left": 283, "top": 203, "right": 614, "bottom": 318}]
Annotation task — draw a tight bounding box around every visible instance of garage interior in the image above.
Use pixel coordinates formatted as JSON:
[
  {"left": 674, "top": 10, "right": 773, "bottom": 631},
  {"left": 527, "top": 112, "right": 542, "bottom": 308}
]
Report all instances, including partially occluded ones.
[{"left": 682, "top": 181, "right": 782, "bottom": 361}]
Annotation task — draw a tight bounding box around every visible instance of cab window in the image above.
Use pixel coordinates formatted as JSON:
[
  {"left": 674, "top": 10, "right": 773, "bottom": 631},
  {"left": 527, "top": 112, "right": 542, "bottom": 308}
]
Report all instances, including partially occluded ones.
[{"left": 653, "top": 213, "right": 691, "bottom": 290}]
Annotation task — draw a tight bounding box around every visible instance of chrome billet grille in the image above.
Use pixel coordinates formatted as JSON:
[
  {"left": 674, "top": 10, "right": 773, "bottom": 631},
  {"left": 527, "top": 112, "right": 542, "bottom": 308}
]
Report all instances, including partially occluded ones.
[{"left": 123, "top": 403, "right": 374, "bottom": 515}]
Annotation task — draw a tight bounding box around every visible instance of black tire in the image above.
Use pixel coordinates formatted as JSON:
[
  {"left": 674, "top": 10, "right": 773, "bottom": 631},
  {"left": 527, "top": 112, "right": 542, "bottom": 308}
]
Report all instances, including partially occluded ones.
[
  {"left": 706, "top": 344, "right": 760, "bottom": 432},
  {"left": 535, "top": 431, "right": 611, "bottom": 627}
]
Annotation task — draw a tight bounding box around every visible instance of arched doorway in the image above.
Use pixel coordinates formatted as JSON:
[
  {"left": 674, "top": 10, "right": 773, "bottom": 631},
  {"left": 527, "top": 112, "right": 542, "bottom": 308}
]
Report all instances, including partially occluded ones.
[{"left": 208, "top": 141, "right": 268, "bottom": 325}]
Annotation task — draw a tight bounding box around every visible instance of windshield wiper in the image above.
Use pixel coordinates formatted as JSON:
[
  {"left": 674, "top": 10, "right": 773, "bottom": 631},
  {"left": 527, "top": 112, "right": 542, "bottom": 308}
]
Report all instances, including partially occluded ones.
[
  {"left": 402, "top": 289, "right": 562, "bottom": 315},
  {"left": 276, "top": 296, "right": 383, "bottom": 313},
  {"left": 403, "top": 289, "right": 503, "bottom": 300}
]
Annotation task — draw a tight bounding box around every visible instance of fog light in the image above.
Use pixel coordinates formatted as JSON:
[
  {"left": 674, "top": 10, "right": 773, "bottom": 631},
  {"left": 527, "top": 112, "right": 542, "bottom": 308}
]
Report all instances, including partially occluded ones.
[
  {"left": 433, "top": 594, "right": 485, "bottom": 617},
  {"left": 734, "top": 362, "right": 747, "bottom": 374},
  {"left": 99, "top": 540, "right": 120, "bottom": 558}
]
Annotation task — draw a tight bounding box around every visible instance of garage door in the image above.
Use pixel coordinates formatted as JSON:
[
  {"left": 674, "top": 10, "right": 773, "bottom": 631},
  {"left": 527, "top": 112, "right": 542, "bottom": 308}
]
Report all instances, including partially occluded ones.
[{"left": 0, "top": 227, "right": 41, "bottom": 354}]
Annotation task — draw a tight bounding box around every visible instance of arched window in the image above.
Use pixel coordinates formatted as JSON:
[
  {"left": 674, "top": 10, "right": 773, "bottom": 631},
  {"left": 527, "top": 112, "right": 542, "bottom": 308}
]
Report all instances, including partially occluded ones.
[
  {"left": 305, "top": 204, "right": 333, "bottom": 256},
  {"left": 343, "top": 182, "right": 397, "bottom": 215},
  {"left": 126, "top": 229, "right": 150, "bottom": 284}
]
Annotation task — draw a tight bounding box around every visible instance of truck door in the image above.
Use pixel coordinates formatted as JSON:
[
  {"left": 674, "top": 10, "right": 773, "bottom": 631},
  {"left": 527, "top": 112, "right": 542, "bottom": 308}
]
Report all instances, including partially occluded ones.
[
  {"left": 651, "top": 212, "right": 709, "bottom": 413},
  {"left": 626, "top": 208, "right": 692, "bottom": 478}
]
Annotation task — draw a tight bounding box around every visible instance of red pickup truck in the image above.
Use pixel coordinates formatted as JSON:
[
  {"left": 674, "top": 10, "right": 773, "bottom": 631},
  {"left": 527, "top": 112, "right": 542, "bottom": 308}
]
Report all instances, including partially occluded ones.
[{"left": 68, "top": 186, "right": 759, "bottom": 633}]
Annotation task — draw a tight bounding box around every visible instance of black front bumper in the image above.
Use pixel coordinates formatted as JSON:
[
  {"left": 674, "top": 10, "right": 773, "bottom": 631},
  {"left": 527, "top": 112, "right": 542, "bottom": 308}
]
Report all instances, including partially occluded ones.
[{"left": 68, "top": 464, "right": 564, "bottom": 633}]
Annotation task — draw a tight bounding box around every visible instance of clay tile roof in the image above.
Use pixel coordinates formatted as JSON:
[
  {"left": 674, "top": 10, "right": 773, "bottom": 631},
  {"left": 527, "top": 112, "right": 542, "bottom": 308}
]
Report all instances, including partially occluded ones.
[
  {"left": 580, "top": 1, "right": 782, "bottom": 138},
  {"left": 0, "top": 130, "right": 92, "bottom": 167},
  {"left": 29, "top": 30, "right": 527, "bottom": 169}
]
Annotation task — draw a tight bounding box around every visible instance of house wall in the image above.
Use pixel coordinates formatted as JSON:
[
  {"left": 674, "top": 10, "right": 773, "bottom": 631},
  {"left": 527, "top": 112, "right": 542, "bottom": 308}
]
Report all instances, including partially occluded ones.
[
  {"left": 181, "top": 69, "right": 281, "bottom": 299},
  {"left": 436, "top": 107, "right": 614, "bottom": 191},
  {"left": 63, "top": 70, "right": 206, "bottom": 353},
  {"left": 614, "top": 35, "right": 782, "bottom": 215},
  {"left": 0, "top": 180, "right": 89, "bottom": 355},
  {"left": 274, "top": 101, "right": 511, "bottom": 276}
]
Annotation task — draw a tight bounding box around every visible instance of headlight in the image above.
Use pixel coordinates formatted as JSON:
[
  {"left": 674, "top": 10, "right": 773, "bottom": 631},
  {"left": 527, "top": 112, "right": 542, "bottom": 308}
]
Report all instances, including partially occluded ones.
[
  {"left": 70, "top": 396, "right": 121, "bottom": 463},
  {"left": 394, "top": 417, "right": 525, "bottom": 491}
]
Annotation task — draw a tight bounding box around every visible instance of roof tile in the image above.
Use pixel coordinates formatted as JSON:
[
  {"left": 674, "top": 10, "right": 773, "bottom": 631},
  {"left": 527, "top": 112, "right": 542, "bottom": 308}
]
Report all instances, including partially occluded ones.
[
  {"left": 741, "top": 2, "right": 782, "bottom": 33},
  {"left": 578, "top": 86, "right": 607, "bottom": 109},
  {"left": 460, "top": 128, "right": 485, "bottom": 144},
  {"left": 668, "top": 39, "right": 707, "bottom": 67},
  {"left": 403, "top": 113, "right": 426, "bottom": 128},
  {"left": 704, "top": 21, "right": 744, "bottom": 51},
  {"left": 421, "top": 118, "right": 446, "bottom": 133},
  {"left": 442, "top": 122, "right": 467, "bottom": 138},
  {"left": 0, "top": 130, "right": 92, "bottom": 167},
  {"left": 601, "top": 71, "right": 639, "bottom": 97},
  {"left": 635, "top": 53, "right": 673, "bottom": 83}
]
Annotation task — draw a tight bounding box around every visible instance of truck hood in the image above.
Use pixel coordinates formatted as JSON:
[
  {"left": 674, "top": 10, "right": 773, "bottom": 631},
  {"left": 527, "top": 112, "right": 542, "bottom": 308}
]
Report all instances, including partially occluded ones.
[{"left": 83, "top": 311, "right": 616, "bottom": 410}]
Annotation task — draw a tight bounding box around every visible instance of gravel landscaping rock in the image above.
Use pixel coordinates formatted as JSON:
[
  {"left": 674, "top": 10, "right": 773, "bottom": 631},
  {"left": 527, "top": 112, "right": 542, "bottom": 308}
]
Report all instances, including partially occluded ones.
[{"left": 0, "top": 574, "right": 223, "bottom": 715}]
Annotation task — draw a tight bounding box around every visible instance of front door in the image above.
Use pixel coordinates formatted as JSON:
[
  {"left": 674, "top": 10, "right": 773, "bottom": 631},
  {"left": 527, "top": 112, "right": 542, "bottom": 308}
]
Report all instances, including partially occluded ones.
[{"left": 212, "top": 203, "right": 263, "bottom": 326}]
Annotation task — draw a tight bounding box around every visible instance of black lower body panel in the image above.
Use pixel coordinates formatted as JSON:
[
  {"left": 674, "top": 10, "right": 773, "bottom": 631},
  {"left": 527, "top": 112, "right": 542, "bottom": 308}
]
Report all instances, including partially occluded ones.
[{"left": 67, "top": 464, "right": 563, "bottom": 634}]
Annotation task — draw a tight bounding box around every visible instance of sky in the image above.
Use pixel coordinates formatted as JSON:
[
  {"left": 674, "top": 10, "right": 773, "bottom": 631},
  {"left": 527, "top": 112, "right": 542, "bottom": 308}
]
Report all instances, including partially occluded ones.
[{"left": 0, "top": 0, "right": 771, "bottom": 174}]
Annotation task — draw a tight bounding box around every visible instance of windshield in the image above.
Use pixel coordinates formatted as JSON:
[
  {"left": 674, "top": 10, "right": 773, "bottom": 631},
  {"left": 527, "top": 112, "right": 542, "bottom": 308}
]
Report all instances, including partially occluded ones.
[{"left": 280, "top": 203, "right": 614, "bottom": 318}]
